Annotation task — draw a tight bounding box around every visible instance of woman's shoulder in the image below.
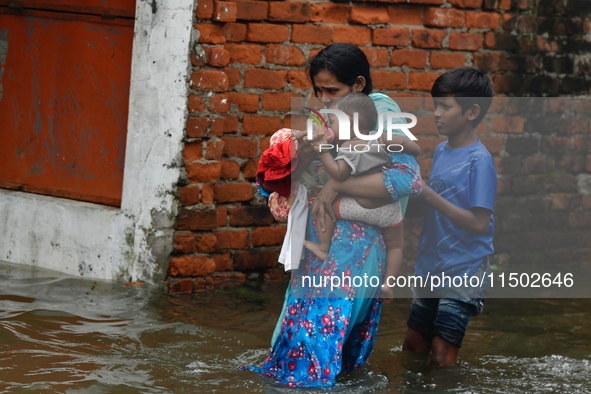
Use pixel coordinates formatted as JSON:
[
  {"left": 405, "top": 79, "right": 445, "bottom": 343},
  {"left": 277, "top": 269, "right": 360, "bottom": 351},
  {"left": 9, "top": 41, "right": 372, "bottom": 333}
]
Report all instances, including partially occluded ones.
[{"left": 369, "top": 92, "right": 401, "bottom": 112}]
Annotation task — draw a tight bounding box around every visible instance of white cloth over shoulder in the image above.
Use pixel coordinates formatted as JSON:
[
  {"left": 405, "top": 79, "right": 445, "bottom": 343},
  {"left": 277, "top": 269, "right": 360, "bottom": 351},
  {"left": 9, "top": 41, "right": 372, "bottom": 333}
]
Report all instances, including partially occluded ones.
[{"left": 278, "top": 183, "right": 308, "bottom": 271}]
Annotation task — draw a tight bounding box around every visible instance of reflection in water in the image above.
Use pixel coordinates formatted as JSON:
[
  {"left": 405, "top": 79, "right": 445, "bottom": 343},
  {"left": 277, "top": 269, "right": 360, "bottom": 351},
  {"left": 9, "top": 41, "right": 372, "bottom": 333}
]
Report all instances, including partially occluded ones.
[{"left": 0, "top": 261, "right": 590, "bottom": 393}]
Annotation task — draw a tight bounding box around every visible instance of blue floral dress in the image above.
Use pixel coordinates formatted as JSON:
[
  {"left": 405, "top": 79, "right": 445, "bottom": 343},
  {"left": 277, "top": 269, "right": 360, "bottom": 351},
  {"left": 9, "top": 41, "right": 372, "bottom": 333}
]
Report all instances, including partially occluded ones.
[{"left": 243, "top": 215, "right": 386, "bottom": 387}]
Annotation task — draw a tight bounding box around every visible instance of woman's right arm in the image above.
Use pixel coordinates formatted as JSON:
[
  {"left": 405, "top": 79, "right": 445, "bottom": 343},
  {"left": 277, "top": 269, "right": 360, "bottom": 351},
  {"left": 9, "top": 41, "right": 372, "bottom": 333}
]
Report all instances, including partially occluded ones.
[{"left": 311, "top": 173, "right": 392, "bottom": 231}]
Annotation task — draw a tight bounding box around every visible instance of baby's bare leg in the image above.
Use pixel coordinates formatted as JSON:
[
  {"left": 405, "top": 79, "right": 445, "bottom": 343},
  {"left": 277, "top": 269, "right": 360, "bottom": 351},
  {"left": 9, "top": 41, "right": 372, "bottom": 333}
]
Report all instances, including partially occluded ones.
[
  {"left": 380, "top": 225, "right": 404, "bottom": 300},
  {"left": 304, "top": 201, "right": 337, "bottom": 262}
]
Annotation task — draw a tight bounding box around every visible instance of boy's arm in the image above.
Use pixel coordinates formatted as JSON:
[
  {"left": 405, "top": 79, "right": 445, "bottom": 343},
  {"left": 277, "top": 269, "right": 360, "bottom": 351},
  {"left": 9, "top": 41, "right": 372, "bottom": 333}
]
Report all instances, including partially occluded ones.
[{"left": 420, "top": 181, "right": 491, "bottom": 235}]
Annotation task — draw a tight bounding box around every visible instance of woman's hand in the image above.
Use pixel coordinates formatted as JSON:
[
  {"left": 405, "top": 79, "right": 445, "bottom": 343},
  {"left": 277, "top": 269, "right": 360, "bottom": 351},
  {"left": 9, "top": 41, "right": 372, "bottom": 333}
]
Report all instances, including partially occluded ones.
[{"left": 311, "top": 178, "right": 339, "bottom": 232}]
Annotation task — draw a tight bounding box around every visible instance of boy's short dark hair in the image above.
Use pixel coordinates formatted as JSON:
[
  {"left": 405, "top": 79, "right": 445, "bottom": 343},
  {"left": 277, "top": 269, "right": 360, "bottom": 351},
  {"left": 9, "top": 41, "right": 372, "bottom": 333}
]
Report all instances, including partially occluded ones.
[
  {"left": 431, "top": 66, "right": 493, "bottom": 127},
  {"left": 331, "top": 92, "right": 377, "bottom": 133}
]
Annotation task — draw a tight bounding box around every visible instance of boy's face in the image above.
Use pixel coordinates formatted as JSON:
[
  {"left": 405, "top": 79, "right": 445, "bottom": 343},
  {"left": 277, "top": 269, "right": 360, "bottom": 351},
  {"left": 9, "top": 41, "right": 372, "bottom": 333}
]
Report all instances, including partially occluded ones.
[{"left": 433, "top": 96, "right": 475, "bottom": 137}]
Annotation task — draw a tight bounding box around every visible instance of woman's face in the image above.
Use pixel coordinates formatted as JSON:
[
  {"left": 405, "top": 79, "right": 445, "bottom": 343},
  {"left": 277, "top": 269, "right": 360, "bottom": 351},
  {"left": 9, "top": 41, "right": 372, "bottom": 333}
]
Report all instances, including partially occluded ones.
[{"left": 312, "top": 70, "right": 364, "bottom": 106}]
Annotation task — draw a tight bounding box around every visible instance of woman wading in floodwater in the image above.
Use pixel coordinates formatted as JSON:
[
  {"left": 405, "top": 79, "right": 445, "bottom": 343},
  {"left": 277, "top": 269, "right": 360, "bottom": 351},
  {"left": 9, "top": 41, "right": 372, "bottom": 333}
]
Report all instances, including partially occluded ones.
[{"left": 244, "top": 43, "right": 421, "bottom": 387}]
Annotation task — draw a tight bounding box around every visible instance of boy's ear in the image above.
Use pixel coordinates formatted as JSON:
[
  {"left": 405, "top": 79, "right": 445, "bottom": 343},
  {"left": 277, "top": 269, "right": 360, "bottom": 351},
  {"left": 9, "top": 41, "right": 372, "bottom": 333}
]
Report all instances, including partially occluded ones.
[{"left": 467, "top": 104, "right": 481, "bottom": 122}]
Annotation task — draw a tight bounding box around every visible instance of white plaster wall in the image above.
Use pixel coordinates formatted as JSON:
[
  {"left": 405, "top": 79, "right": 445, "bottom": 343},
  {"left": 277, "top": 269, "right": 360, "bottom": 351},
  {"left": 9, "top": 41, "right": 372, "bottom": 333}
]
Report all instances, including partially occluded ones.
[{"left": 0, "top": 0, "right": 194, "bottom": 283}]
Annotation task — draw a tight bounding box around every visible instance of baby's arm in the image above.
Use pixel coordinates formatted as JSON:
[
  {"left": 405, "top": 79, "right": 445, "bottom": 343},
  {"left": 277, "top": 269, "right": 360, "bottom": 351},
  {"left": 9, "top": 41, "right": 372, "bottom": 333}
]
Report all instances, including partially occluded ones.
[
  {"left": 316, "top": 143, "right": 353, "bottom": 182},
  {"left": 381, "top": 135, "right": 421, "bottom": 157}
]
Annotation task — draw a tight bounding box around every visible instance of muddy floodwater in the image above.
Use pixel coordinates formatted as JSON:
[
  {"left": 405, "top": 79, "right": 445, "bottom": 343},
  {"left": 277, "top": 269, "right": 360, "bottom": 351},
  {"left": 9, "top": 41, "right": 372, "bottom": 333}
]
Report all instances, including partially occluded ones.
[{"left": 0, "top": 261, "right": 590, "bottom": 393}]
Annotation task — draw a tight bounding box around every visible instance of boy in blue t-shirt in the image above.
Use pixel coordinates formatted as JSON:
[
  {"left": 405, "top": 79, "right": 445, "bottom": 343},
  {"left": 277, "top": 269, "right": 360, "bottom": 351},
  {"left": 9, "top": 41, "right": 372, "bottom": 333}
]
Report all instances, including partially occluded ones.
[{"left": 403, "top": 67, "right": 497, "bottom": 366}]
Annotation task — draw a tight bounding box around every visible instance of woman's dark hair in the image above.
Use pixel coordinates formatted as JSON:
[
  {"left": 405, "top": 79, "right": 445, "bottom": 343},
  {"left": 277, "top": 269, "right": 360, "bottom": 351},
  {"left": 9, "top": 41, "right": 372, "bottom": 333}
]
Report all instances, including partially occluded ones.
[
  {"left": 431, "top": 66, "right": 493, "bottom": 126},
  {"left": 331, "top": 93, "right": 377, "bottom": 132},
  {"left": 307, "top": 43, "right": 373, "bottom": 95}
]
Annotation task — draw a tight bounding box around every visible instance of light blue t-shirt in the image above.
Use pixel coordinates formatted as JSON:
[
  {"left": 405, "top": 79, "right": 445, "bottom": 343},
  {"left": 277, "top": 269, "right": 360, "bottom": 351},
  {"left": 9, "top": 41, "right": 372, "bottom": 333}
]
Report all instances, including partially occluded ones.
[{"left": 415, "top": 140, "right": 497, "bottom": 282}]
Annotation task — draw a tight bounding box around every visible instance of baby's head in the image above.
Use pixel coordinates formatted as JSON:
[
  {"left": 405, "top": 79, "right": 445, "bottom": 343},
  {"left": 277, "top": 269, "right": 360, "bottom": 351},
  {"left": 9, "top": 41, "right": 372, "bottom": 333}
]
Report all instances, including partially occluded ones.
[{"left": 329, "top": 92, "right": 377, "bottom": 137}]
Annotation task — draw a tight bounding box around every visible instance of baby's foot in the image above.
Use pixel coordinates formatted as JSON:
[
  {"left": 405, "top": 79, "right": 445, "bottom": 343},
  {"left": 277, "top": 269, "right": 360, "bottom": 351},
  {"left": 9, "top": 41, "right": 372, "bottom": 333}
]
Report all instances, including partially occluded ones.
[
  {"left": 304, "top": 241, "right": 329, "bottom": 262},
  {"left": 380, "top": 285, "right": 394, "bottom": 303}
]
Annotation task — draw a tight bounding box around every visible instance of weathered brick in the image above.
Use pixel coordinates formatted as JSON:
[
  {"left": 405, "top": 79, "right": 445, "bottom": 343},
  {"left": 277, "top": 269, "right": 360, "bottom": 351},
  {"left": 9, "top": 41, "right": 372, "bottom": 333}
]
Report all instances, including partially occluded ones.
[
  {"left": 222, "top": 23, "right": 247, "bottom": 42},
  {"left": 222, "top": 137, "right": 258, "bottom": 158},
  {"left": 215, "top": 229, "right": 250, "bottom": 250},
  {"left": 242, "top": 160, "right": 258, "bottom": 179},
  {"left": 222, "top": 116, "right": 239, "bottom": 133},
  {"left": 233, "top": 249, "right": 278, "bottom": 270},
  {"left": 244, "top": 69, "right": 287, "bottom": 89},
  {"left": 205, "top": 140, "right": 225, "bottom": 160},
  {"left": 229, "top": 206, "right": 275, "bottom": 226},
  {"left": 448, "top": 0, "right": 482, "bottom": 8},
  {"left": 388, "top": 7, "right": 423, "bottom": 25},
  {"left": 196, "top": 23, "right": 226, "bottom": 44},
  {"left": 186, "top": 162, "right": 222, "bottom": 183},
  {"left": 408, "top": 72, "right": 441, "bottom": 91},
  {"left": 191, "top": 70, "right": 229, "bottom": 92},
  {"left": 206, "top": 47, "right": 231, "bottom": 67},
  {"left": 430, "top": 52, "right": 466, "bottom": 69},
  {"left": 221, "top": 159, "right": 240, "bottom": 179},
  {"left": 187, "top": 95, "right": 206, "bottom": 113},
  {"left": 411, "top": 28, "right": 446, "bottom": 49},
  {"left": 179, "top": 186, "right": 200, "bottom": 206},
  {"left": 268, "top": 1, "right": 311, "bottom": 22},
  {"left": 371, "top": 70, "right": 406, "bottom": 90},
  {"left": 332, "top": 26, "right": 371, "bottom": 46},
  {"left": 174, "top": 233, "right": 197, "bottom": 254},
  {"left": 208, "top": 94, "right": 230, "bottom": 113},
  {"left": 176, "top": 208, "right": 218, "bottom": 231},
  {"left": 291, "top": 24, "right": 332, "bottom": 45},
  {"left": 350, "top": 5, "right": 389, "bottom": 25},
  {"left": 361, "top": 48, "right": 390, "bottom": 67},
  {"left": 424, "top": 8, "right": 465, "bottom": 28},
  {"left": 391, "top": 49, "right": 428, "bottom": 68},
  {"left": 224, "top": 43, "right": 263, "bottom": 65},
  {"left": 196, "top": 0, "right": 213, "bottom": 19},
  {"left": 217, "top": 206, "right": 228, "bottom": 227},
  {"left": 409, "top": 0, "right": 444, "bottom": 4},
  {"left": 449, "top": 32, "right": 483, "bottom": 50},
  {"left": 474, "top": 53, "right": 508, "bottom": 72},
  {"left": 246, "top": 23, "right": 290, "bottom": 43},
  {"left": 228, "top": 92, "right": 259, "bottom": 113},
  {"left": 196, "top": 233, "right": 217, "bottom": 253},
  {"left": 168, "top": 256, "right": 216, "bottom": 277},
  {"left": 252, "top": 226, "right": 287, "bottom": 246},
  {"left": 213, "top": 182, "right": 253, "bottom": 202},
  {"left": 266, "top": 44, "right": 306, "bottom": 66},
  {"left": 466, "top": 11, "right": 501, "bottom": 29},
  {"left": 492, "top": 115, "right": 525, "bottom": 133},
  {"left": 235, "top": 0, "right": 267, "bottom": 20},
  {"left": 372, "top": 28, "right": 410, "bottom": 46},
  {"left": 485, "top": 32, "right": 519, "bottom": 51},
  {"left": 311, "top": 3, "right": 348, "bottom": 24},
  {"left": 287, "top": 70, "right": 313, "bottom": 89},
  {"left": 183, "top": 142, "right": 202, "bottom": 162},
  {"left": 212, "top": 272, "right": 247, "bottom": 287},
  {"left": 480, "top": 136, "right": 505, "bottom": 155},
  {"left": 223, "top": 67, "right": 241, "bottom": 87},
  {"left": 201, "top": 184, "right": 214, "bottom": 204},
  {"left": 213, "top": 252, "right": 232, "bottom": 271},
  {"left": 262, "top": 92, "right": 299, "bottom": 111},
  {"left": 243, "top": 115, "right": 282, "bottom": 136},
  {"left": 167, "top": 278, "right": 193, "bottom": 294},
  {"left": 213, "top": 1, "right": 237, "bottom": 22}
]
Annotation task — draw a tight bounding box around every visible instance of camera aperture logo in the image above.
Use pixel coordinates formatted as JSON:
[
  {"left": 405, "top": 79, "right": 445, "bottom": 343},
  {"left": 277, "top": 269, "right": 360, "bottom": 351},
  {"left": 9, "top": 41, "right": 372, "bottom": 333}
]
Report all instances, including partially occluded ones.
[{"left": 305, "top": 109, "right": 418, "bottom": 153}]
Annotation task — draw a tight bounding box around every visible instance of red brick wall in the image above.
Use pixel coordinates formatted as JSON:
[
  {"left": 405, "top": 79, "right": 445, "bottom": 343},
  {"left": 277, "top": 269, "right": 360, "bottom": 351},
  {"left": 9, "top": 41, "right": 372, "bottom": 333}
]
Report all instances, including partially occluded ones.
[{"left": 166, "top": 0, "right": 591, "bottom": 293}]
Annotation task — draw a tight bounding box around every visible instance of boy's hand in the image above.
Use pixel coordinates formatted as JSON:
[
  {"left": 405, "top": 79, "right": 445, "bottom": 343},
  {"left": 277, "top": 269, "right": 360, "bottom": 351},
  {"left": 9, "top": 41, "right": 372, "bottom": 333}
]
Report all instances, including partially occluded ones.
[{"left": 405, "top": 180, "right": 431, "bottom": 219}]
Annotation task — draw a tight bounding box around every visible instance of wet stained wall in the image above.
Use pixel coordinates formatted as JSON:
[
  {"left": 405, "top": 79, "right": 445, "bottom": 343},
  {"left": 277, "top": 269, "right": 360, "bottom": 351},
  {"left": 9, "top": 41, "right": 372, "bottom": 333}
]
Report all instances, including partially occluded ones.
[
  {"left": 168, "top": 0, "right": 591, "bottom": 293},
  {"left": 0, "top": 0, "right": 195, "bottom": 283}
]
